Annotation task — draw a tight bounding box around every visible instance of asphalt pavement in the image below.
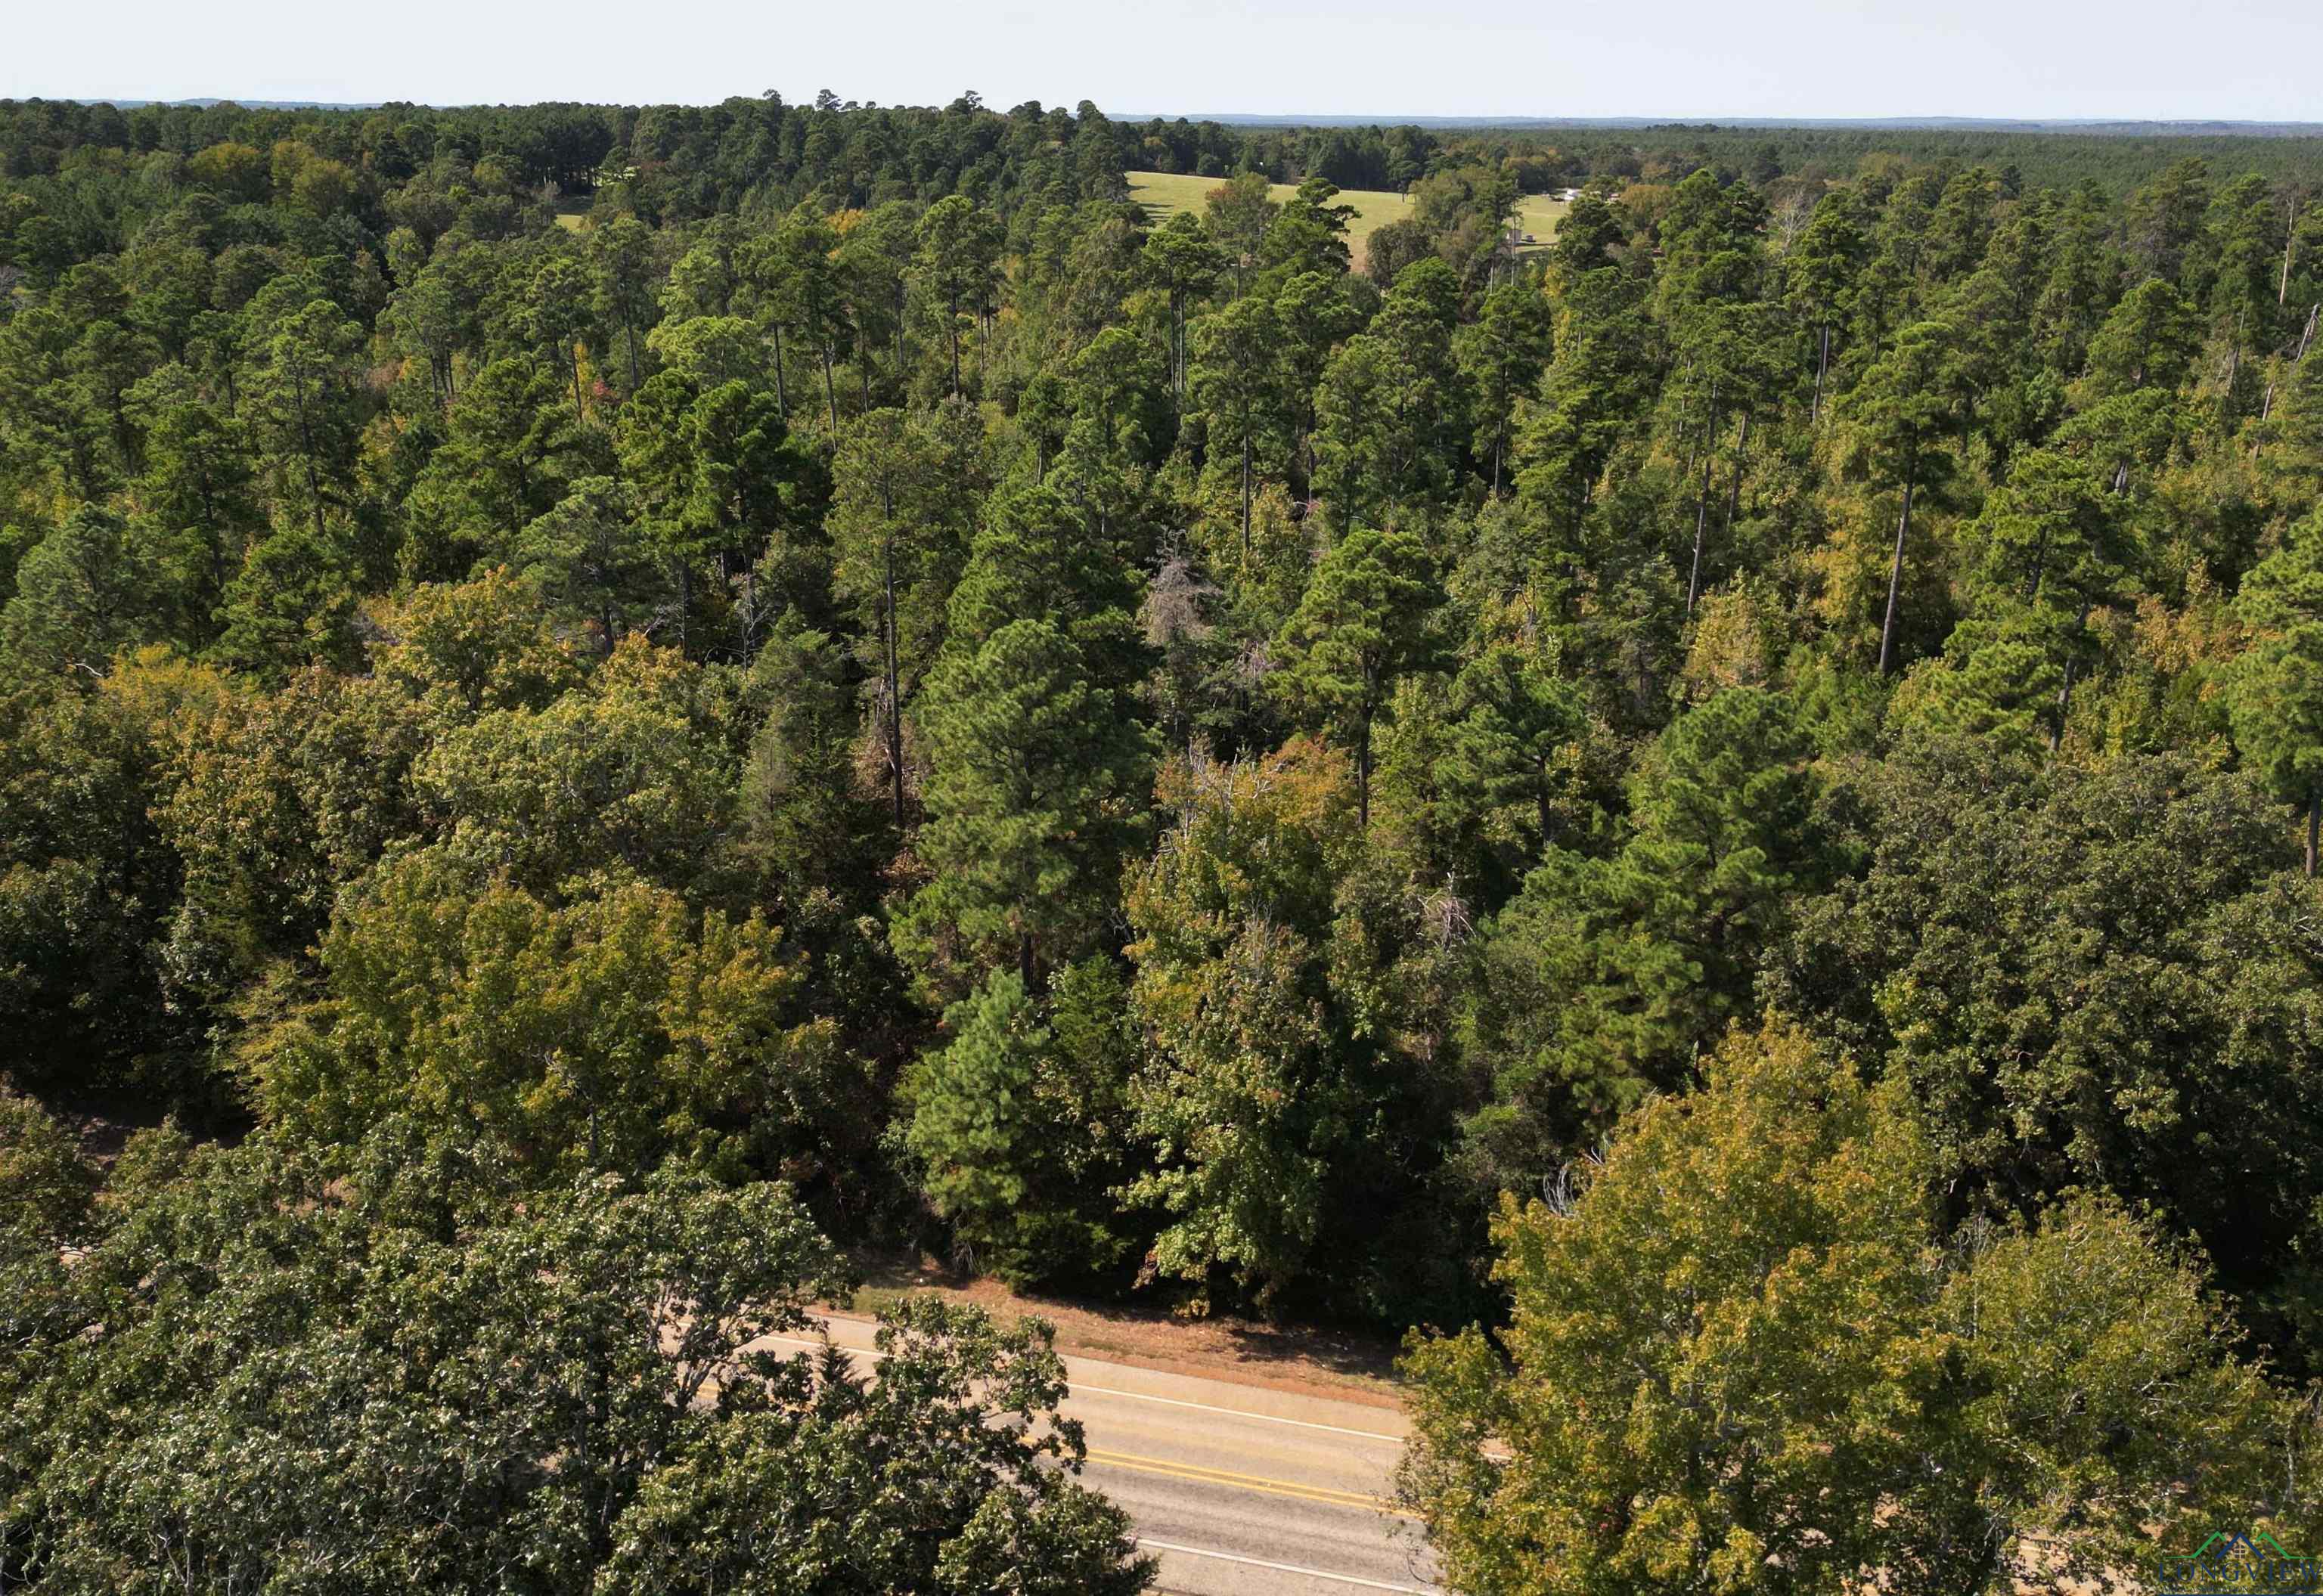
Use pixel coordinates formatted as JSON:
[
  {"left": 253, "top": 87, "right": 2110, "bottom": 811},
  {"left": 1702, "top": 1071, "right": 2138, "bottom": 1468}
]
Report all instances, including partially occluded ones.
[{"left": 765, "top": 1312, "right": 1443, "bottom": 1595}]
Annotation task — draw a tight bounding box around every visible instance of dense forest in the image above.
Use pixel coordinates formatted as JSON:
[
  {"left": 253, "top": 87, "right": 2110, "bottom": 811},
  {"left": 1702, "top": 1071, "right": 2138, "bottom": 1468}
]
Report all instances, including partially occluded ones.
[{"left": 5, "top": 88, "right": 2323, "bottom": 1589}]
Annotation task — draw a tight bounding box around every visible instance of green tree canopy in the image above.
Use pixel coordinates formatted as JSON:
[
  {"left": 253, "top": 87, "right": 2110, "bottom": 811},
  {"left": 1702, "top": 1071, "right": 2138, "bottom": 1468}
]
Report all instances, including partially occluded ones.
[
  {"left": 0, "top": 1131, "right": 1152, "bottom": 1595},
  {"left": 1403, "top": 1019, "right": 2292, "bottom": 1596}
]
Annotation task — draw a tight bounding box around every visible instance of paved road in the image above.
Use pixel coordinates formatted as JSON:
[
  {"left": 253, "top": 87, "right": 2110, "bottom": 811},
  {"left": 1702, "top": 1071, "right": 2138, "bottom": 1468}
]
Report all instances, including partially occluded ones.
[{"left": 768, "top": 1314, "right": 1442, "bottom": 1596}]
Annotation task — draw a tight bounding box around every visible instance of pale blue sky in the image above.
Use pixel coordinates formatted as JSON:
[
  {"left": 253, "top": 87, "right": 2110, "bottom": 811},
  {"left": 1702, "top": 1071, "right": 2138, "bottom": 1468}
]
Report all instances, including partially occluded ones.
[{"left": 11, "top": 0, "right": 2322, "bottom": 122}]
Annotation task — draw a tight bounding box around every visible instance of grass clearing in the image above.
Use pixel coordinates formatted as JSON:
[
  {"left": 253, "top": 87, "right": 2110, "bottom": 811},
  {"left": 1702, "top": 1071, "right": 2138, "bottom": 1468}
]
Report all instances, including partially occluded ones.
[
  {"left": 1512, "top": 191, "right": 1570, "bottom": 248},
  {"left": 1129, "top": 171, "right": 1568, "bottom": 271}
]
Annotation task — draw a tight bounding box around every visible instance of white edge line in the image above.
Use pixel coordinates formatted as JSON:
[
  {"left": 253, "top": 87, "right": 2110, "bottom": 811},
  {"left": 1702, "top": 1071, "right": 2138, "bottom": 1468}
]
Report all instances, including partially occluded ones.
[
  {"left": 1134, "top": 1536, "right": 1439, "bottom": 1594},
  {"left": 1072, "top": 1382, "right": 1406, "bottom": 1443},
  {"left": 761, "top": 1335, "right": 1405, "bottom": 1445}
]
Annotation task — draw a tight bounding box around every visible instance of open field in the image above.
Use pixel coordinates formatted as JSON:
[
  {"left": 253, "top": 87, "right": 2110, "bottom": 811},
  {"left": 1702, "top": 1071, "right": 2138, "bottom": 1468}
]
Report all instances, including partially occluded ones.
[
  {"left": 557, "top": 181, "right": 1567, "bottom": 262},
  {"left": 1129, "top": 170, "right": 1568, "bottom": 269},
  {"left": 1512, "top": 191, "right": 1570, "bottom": 246}
]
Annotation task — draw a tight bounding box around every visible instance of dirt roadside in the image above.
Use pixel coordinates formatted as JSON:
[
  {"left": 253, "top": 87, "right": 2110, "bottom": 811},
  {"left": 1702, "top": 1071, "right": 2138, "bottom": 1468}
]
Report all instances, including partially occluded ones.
[{"left": 823, "top": 1251, "right": 1410, "bottom": 1412}]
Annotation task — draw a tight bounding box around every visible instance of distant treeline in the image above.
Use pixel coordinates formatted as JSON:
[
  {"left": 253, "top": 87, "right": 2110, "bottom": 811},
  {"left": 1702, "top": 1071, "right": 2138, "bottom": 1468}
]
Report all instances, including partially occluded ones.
[
  {"left": 1157, "top": 118, "right": 2323, "bottom": 196},
  {"left": 0, "top": 92, "right": 1137, "bottom": 227},
  {"left": 9, "top": 95, "right": 2321, "bottom": 222}
]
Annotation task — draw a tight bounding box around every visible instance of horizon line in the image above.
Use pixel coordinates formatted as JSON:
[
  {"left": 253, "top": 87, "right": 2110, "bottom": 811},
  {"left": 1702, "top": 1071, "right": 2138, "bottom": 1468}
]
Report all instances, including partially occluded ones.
[{"left": 17, "top": 95, "right": 2323, "bottom": 131}]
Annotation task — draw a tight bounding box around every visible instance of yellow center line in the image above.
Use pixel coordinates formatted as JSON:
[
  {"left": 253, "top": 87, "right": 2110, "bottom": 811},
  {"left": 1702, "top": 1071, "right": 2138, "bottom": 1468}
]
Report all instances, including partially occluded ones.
[{"left": 1084, "top": 1447, "right": 1416, "bottom": 1518}]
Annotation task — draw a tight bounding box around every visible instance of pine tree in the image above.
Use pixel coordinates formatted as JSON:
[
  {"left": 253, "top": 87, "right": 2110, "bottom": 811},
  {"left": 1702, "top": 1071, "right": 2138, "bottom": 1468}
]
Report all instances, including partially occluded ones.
[
  {"left": 738, "top": 618, "right": 887, "bottom": 903},
  {"left": 1445, "top": 638, "right": 1585, "bottom": 861},
  {"left": 828, "top": 404, "right": 982, "bottom": 826},
  {"left": 913, "top": 196, "right": 1003, "bottom": 398},
  {"left": 216, "top": 520, "right": 361, "bottom": 681},
  {"left": 1462, "top": 687, "right": 1822, "bottom": 1182},
  {"left": 904, "top": 959, "right": 1137, "bottom": 1286},
  {"left": 2228, "top": 510, "right": 2323, "bottom": 873},
  {"left": 1274, "top": 522, "right": 1438, "bottom": 826},
  {"left": 903, "top": 618, "right": 1155, "bottom": 992},
  {"left": 1139, "top": 212, "right": 1225, "bottom": 407},
  {"left": 2079, "top": 277, "right": 2203, "bottom": 401},
  {"left": 1841, "top": 319, "right": 1959, "bottom": 674},
  {"left": 1188, "top": 294, "right": 1292, "bottom": 558},
  {"left": 1459, "top": 280, "right": 1556, "bottom": 497}
]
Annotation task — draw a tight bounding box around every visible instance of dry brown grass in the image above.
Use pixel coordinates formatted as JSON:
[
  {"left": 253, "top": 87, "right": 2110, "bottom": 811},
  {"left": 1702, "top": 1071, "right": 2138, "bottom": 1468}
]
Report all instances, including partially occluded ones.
[{"left": 830, "top": 1250, "right": 1407, "bottom": 1409}]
